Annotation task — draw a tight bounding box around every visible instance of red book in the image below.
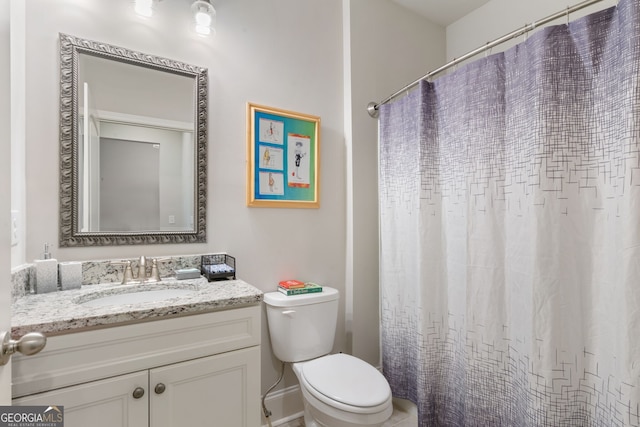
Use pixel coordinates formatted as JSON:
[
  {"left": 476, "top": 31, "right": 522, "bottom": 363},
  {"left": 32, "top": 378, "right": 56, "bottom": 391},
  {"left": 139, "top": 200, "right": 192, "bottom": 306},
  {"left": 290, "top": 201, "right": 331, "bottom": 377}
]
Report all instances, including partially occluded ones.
[{"left": 279, "top": 280, "right": 305, "bottom": 289}]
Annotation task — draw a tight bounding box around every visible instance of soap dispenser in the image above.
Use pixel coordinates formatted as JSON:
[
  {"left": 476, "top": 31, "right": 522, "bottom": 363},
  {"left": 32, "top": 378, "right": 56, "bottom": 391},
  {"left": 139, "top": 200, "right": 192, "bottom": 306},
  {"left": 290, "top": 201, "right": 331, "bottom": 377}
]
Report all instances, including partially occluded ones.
[{"left": 34, "top": 243, "right": 58, "bottom": 293}]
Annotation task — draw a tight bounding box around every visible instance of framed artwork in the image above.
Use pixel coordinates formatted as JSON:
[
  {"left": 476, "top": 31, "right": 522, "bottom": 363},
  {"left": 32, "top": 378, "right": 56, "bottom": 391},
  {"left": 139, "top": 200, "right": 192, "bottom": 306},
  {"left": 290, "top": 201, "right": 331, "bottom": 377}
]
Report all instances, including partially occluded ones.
[{"left": 246, "top": 103, "right": 320, "bottom": 208}]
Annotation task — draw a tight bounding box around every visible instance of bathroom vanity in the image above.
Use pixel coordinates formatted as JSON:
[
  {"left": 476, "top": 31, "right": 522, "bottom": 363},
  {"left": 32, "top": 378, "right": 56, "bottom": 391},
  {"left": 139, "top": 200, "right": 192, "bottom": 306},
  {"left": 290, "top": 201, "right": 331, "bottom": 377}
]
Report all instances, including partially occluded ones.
[{"left": 10, "top": 279, "right": 262, "bottom": 427}]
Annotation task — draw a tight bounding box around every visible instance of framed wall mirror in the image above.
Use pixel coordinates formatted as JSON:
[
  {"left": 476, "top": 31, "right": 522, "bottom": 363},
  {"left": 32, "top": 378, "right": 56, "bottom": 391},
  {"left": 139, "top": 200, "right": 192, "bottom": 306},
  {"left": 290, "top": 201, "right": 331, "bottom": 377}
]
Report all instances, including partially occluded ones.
[{"left": 59, "top": 33, "right": 207, "bottom": 246}]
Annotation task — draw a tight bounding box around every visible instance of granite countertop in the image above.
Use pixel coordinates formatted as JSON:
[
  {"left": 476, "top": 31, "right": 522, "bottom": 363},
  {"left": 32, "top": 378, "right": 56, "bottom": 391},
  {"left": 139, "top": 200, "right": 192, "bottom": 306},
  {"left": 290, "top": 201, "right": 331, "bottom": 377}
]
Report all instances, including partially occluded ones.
[{"left": 11, "top": 278, "right": 263, "bottom": 337}]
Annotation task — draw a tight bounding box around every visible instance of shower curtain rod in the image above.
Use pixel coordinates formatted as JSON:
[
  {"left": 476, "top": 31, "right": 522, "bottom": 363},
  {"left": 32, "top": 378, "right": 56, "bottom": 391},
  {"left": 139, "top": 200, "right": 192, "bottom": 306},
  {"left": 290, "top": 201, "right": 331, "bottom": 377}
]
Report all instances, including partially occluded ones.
[{"left": 367, "top": 0, "right": 606, "bottom": 118}]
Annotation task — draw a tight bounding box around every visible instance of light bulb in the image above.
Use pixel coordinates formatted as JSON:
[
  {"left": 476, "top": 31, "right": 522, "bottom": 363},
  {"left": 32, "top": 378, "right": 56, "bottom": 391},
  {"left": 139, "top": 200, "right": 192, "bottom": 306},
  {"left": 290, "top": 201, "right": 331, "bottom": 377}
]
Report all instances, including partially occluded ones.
[
  {"left": 195, "top": 11, "right": 212, "bottom": 27},
  {"left": 195, "top": 25, "right": 211, "bottom": 36},
  {"left": 134, "top": 0, "right": 154, "bottom": 17},
  {"left": 191, "top": 0, "right": 216, "bottom": 36}
]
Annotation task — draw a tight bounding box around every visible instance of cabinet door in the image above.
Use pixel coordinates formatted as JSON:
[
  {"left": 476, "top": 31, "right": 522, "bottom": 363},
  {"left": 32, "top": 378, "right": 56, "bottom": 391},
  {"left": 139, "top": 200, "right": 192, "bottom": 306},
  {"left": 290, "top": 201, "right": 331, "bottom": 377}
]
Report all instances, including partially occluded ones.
[
  {"left": 150, "top": 347, "right": 260, "bottom": 427},
  {"left": 13, "top": 371, "right": 148, "bottom": 427}
]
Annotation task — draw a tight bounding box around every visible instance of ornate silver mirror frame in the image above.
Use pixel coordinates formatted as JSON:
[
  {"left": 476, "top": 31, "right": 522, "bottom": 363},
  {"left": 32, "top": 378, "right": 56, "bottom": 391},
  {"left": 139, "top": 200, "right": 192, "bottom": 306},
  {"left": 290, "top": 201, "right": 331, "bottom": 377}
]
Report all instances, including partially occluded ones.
[{"left": 59, "top": 33, "right": 207, "bottom": 246}]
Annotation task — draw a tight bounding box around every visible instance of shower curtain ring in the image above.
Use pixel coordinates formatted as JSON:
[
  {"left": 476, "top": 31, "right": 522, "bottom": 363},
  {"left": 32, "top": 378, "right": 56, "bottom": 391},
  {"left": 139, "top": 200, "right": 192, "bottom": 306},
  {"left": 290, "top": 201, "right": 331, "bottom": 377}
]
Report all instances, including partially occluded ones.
[{"left": 566, "top": 6, "right": 570, "bottom": 26}]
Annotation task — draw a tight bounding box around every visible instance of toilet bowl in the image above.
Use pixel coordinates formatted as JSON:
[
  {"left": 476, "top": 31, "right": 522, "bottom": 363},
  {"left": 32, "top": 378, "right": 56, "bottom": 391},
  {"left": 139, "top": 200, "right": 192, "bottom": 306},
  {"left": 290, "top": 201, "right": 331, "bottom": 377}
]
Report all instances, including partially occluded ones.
[
  {"left": 293, "top": 353, "right": 392, "bottom": 427},
  {"left": 263, "top": 287, "right": 393, "bottom": 426}
]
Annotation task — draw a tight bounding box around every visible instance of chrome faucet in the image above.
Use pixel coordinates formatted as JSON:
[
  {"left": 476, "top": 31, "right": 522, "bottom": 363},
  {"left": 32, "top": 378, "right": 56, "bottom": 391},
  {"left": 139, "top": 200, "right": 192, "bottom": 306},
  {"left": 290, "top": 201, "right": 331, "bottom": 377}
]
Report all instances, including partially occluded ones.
[
  {"left": 112, "top": 256, "right": 163, "bottom": 285},
  {"left": 135, "top": 256, "right": 162, "bottom": 283}
]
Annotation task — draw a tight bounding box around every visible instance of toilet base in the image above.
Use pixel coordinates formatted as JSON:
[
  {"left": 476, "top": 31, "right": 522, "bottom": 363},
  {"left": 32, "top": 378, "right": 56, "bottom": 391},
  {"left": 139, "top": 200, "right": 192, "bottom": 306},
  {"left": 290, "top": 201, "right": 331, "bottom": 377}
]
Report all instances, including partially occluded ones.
[
  {"left": 302, "top": 399, "right": 390, "bottom": 427},
  {"left": 302, "top": 401, "right": 321, "bottom": 427}
]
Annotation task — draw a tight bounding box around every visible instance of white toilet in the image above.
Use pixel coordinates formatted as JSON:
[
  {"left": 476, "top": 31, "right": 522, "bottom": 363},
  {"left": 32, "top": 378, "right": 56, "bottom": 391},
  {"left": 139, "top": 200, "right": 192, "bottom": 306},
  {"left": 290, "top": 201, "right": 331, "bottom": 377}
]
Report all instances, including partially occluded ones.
[{"left": 264, "top": 286, "right": 393, "bottom": 427}]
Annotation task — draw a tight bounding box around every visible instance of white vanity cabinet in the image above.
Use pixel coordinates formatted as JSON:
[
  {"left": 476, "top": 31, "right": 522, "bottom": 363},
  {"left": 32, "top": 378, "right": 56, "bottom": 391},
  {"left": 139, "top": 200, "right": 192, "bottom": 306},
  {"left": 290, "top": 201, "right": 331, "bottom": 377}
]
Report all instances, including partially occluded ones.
[
  {"left": 13, "top": 371, "right": 149, "bottom": 427},
  {"left": 11, "top": 305, "right": 261, "bottom": 427}
]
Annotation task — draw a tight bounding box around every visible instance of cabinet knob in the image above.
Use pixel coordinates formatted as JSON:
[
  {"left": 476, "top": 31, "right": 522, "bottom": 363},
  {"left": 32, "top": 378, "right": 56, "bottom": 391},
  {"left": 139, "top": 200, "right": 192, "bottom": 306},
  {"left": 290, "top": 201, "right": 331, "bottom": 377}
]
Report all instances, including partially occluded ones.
[
  {"left": 154, "top": 383, "right": 166, "bottom": 394},
  {"left": 0, "top": 331, "right": 47, "bottom": 366},
  {"left": 132, "top": 387, "right": 145, "bottom": 399}
]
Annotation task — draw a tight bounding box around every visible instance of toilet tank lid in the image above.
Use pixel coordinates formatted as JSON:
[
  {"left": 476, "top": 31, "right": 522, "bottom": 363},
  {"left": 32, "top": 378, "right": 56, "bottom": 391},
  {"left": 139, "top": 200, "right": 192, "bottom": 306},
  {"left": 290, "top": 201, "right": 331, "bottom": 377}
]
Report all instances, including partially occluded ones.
[{"left": 263, "top": 286, "right": 339, "bottom": 307}]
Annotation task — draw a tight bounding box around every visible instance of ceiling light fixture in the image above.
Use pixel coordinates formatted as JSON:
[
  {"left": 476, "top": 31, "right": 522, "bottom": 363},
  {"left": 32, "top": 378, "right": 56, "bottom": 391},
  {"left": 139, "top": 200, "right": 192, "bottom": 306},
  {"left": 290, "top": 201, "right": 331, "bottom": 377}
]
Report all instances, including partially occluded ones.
[{"left": 191, "top": 0, "right": 216, "bottom": 36}]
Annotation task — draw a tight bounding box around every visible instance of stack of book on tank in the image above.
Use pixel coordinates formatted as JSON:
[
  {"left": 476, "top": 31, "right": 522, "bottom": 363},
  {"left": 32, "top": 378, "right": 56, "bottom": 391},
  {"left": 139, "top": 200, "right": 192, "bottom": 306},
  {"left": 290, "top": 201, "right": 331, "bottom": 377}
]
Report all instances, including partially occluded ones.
[{"left": 278, "top": 280, "right": 323, "bottom": 296}]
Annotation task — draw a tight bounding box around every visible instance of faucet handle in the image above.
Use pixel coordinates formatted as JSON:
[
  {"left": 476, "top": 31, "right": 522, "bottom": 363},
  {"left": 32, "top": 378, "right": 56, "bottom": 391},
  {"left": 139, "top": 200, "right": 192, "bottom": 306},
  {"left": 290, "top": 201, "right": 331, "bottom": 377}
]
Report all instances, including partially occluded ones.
[
  {"left": 110, "top": 260, "right": 134, "bottom": 284},
  {"left": 149, "top": 258, "right": 171, "bottom": 282}
]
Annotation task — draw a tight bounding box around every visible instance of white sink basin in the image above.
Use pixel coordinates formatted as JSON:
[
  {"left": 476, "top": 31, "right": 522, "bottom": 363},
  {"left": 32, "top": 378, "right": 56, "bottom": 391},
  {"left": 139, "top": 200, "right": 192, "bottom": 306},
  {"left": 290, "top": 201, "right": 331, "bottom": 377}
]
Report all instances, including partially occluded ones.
[{"left": 79, "top": 288, "right": 196, "bottom": 308}]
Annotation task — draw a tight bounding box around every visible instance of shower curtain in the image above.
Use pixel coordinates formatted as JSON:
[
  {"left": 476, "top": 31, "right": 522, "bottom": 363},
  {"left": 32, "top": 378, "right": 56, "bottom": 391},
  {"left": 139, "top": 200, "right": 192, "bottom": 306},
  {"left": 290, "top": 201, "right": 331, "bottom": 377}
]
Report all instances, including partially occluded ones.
[{"left": 379, "top": 0, "right": 640, "bottom": 425}]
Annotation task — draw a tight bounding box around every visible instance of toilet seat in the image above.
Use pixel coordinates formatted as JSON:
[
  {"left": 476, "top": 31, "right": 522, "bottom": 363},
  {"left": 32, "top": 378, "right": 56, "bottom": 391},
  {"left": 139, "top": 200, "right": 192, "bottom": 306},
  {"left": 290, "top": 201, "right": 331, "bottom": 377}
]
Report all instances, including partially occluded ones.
[{"left": 298, "top": 353, "right": 391, "bottom": 412}]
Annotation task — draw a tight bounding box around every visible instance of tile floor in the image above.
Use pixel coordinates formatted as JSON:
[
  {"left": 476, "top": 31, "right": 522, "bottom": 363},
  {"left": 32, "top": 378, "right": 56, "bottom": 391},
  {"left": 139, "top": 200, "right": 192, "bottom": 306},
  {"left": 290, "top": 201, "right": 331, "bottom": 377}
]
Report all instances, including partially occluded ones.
[{"left": 279, "top": 398, "right": 417, "bottom": 427}]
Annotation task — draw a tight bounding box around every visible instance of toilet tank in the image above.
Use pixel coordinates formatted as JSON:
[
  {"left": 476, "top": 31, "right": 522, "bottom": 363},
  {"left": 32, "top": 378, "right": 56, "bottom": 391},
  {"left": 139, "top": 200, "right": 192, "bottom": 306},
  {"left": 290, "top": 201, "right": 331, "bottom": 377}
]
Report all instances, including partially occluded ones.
[{"left": 263, "top": 287, "right": 339, "bottom": 362}]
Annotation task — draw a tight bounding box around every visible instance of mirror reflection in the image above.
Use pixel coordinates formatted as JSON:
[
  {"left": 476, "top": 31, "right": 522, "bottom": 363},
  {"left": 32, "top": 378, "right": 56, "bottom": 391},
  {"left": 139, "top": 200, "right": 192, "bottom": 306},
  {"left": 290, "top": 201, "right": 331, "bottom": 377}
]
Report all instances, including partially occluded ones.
[
  {"left": 78, "top": 54, "right": 195, "bottom": 232},
  {"left": 59, "top": 33, "right": 208, "bottom": 246}
]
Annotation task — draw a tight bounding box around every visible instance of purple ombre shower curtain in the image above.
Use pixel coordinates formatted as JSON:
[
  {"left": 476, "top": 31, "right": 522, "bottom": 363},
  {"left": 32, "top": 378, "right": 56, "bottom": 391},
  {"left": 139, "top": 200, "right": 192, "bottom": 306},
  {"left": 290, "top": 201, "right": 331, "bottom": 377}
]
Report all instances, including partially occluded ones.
[{"left": 379, "top": 0, "right": 640, "bottom": 425}]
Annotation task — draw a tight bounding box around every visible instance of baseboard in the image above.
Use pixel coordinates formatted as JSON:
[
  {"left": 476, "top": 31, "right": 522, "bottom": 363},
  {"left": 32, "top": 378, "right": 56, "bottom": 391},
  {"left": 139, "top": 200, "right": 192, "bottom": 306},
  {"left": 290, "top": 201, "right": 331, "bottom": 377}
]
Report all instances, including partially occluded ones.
[{"left": 261, "top": 384, "right": 305, "bottom": 427}]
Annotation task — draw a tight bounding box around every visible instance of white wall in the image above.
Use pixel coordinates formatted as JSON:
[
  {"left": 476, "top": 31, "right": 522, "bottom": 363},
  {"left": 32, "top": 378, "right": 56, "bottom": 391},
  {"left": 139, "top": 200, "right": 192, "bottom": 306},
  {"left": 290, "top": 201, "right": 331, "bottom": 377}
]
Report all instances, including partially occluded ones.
[
  {"left": 447, "top": 0, "right": 618, "bottom": 60},
  {"left": 344, "top": 0, "right": 445, "bottom": 365},
  {"left": 10, "top": 0, "right": 25, "bottom": 266}
]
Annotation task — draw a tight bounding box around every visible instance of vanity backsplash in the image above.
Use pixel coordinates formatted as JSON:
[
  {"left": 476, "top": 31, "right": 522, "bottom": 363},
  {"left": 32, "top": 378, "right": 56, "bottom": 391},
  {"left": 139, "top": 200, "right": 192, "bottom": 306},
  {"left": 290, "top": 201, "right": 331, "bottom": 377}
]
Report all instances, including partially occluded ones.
[{"left": 10, "top": 254, "right": 217, "bottom": 302}]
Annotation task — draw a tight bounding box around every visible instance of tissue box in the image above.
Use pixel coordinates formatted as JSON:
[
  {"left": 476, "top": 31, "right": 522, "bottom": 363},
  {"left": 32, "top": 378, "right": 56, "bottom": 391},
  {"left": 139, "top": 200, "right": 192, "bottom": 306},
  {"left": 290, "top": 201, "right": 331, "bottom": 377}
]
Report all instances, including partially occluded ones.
[
  {"left": 59, "top": 261, "right": 83, "bottom": 290},
  {"left": 34, "top": 259, "right": 58, "bottom": 294}
]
